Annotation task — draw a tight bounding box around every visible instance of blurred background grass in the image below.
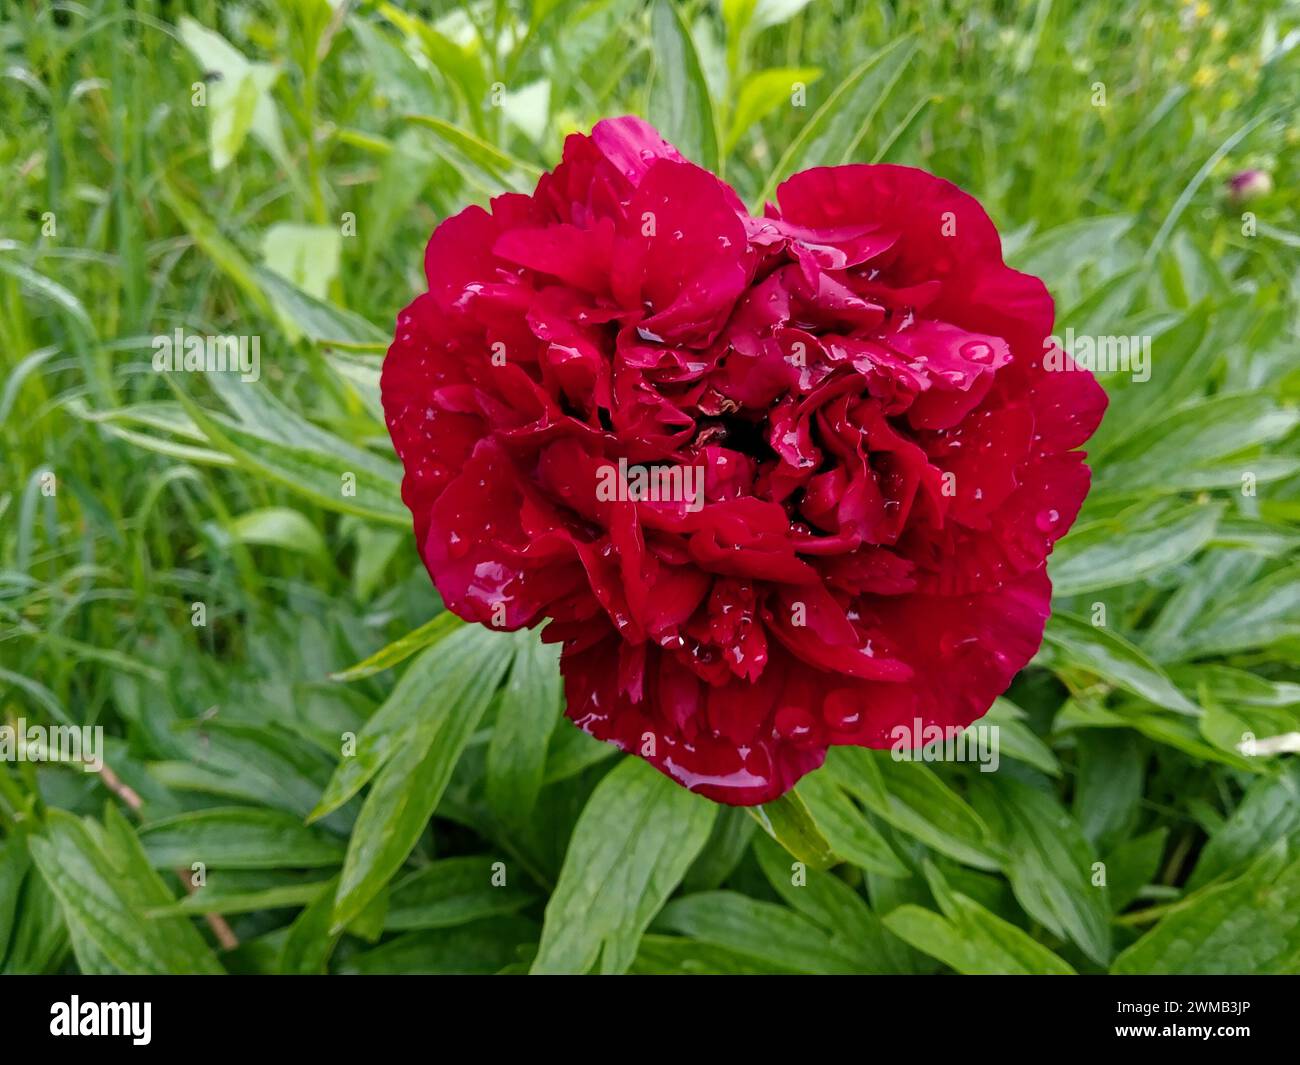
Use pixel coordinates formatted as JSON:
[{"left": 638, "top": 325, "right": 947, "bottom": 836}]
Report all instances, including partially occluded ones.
[{"left": 0, "top": 0, "right": 1298, "bottom": 975}]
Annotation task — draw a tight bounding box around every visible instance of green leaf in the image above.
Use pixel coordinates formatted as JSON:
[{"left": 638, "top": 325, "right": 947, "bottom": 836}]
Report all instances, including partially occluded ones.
[
  {"left": 0, "top": 844, "right": 68, "bottom": 974},
  {"left": 1173, "top": 563, "right": 1300, "bottom": 659},
  {"left": 337, "top": 917, "right": 538, "bottom": 974},
  {"left": 793, "top": 768, "right": 908, "bottom": 877},
  {"left": 1188, "top": 766, "right": 1300, "bottom": 890},
  {"left": 1143, "top": 551, "right": 1262, "bottom": 662},
  {"left": 883, "top": 900, "right": 1075, "bottom": 975},
  {"left": 1112, "top": 847, "right": 1300, "bottom": 974},
  {"left": 261, "top": 223, "right": 341, "bottom": 301},
  {"left": 1039, "top": 611, "right": 1200, "bottom": 715},
  {"left": 147, "top": 880, "right": 332, "bottom": 917},
  {"left": 138, "top": 807, "right": 345, "bottom": 870},
  {"left": 984, "top": 699, "right": 1061, "bottom": 776},
  {"left": 278, "top": 877, "right": 342, "bottom": 975},
  {"left": 0, "top": 836, "right": 31, "bottom": 966},
  {"left": 1050, "top": 501, "right": 1223, "bottom": 596},
  {"left": 1105, "top": 828, "right": 1169, "bottom": 911},
  {"left": 826, "top": 748, "right": 1001, "bottom": 870},
  {"left": 648, "top": 0, "right": 719, "bottom": 172},
  {"left": 756, "top": 36, "right": 916, "bottom": 205},
  {"left": 1211, "top": 516, "right": 1300, "bottom": 558},
  {"left": 895, "top": 861, "right": 1076, "bottom": 974},
  {"left": 1093, "top": 393, "right": 1299, "bottom": 497},
  {"left": 225, "top": 506, "right": 328, "bottom": 560},
  {"left": 29, "top": 807, "right": 223, "bottom": 974},
  {"left": 684, "top": 806, "right": 757, "bottom": 891},
  {"left": 655, "top": 890, "right": 859, "bottom": 974},
  {"left": 158, "top": 176, "right": 275, "bottom": 319},
  {"left": 499, "top": 79, "right": 551, "bottom": 144},
  {"left": 403, "top": 115, "right": 540, "bottom": 193},
  {"left": 752, "top": 833, "right": 904, "bottom": 972},
  {"left": 328, "top": 611, "right": 464, "bottom": 682},
  {"left": 331, "top": 627, "right": 516, "bottom": 928},
  {"left": 386, "top": 856, "right": 533, "bottom": 931},
  {"left": 1057, "top": 697, "right": 1253, "bottom": 769},
  {"left": 379, "top": 3, "right": 488, "bottom": 125},
  {"left": 312, "top": 622, "right": 501, "bottom": 820},
  {"left": 970, "top": 777, "right": 1111, "bottom": 965},
  {"left": 0, "top": 256, "right": 96, "bottom": 337},
  {"left": 531, "top": 757, "right": 715, "bottom": 974},
  {"left": 1072, "top": 730, "right": 1143, "bottom": 853},
  {"left": 746, "top": 786, "right": 839, "bottom": 870},
  {"left": 254, "top": 266, "right": 388, "bottom": 349},
  {"left": 486, "top": 629, "right": 563, "bottom": 828},
  {"left": 177, "top": 15, "right": 286, "bottom": 171},
  {"left": 168, "top": 375, "right": 407, "bottom": 526},
  {"left": 725, "top": 67, "right": 821, "bottom": 153},
  {"left": 543, "top": 722, "right": 618, "bottom": 783},
  {"left": 631, "top": 933, "right": 788, "bottom": 974}
]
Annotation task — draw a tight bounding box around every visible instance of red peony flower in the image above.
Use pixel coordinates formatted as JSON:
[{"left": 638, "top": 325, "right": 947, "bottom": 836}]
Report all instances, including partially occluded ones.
[{"left": 382, "top": 116, "right": 1106, "bottom": 805}]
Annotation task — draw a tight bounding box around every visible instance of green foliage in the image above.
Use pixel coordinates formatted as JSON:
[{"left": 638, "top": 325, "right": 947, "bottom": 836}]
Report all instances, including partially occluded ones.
[{"left": 1, "top": 0, "right": 1297, "bottom": 975}]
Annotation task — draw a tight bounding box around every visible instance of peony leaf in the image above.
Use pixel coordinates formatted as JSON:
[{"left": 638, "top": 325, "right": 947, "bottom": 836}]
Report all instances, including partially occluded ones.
[
  {"left": 328, "top": 610, "right": 464, "bottom": 682},
  {"left": 648, "top": 0, "right": 720, "bottom": 172},
  {"left": 654, "top": 890, "right": 861, "bottom": 974},
  {"left": 385, "top": 856, "right": 534, "bottom": 931},
  {"left": 278, "top": 877, "right": 342, "bottom": 975},
  {"left": 1187, "top": 765, "right": 1300, "bottom": 891},
  {"left": 1172, "top": 563, "right": 1300, "bottom": 660},
  {"left": 1072, "top": 730, "right": 1143, "bottom": 853},
  {"left": 337, "top": 917, "right": 539, "bottom": 975},
  {"left": 793, "top": 768, "right": 908, "bottom": 876},
  {"left": 146, "top": 880, "right": 332, "bottom": 918},
  {"left": 403, "top": 114, "right": 540, "bottom": 194},
  {"left": 756, "top": 35, "right": 916, "bottom": 205},
  {"left": 1104, "top": 828, "right": 1169, "bottom": 912},
  {"left": 684, "top": 806, "right": 758, "bottom": 891},
  {"left": 137, "top": 807, "right": 345, "bottom": 870},
  {"left": 752, "top": 833, "right": 906, "bottom": 972},
  {"left": 883, "top": 900, "right": 1075, "bottom": 975},
  {"left": 631, "top": 933, "right": 788, "bottom": 974},
  {"left": 331, "top": 627, "right": 516, "bottom": 929},
  {"left": 984, "top": 698, "right": 1061, "bottom": 777},
  {"left": 168, "top": 374, "right": 408, "bottom": 526},
  {"left": 1039, "top": 611, "right": 1200, "bottom": 715},
  {"left": 29, "top": 807, "right": 224, "bottom": 975},
  {"left": 1112, "top": 846, "right": 1300, "bottom": 974},
  {"left": 312, "top": 623, "right": 491, "bottom": 823},
  {"left": 531, "top": 757, "right": 715, "bottom": 974},
  {"left": 1092, "top": 392, "right": 1299, "bottom": 497},
  {"left": 970, "top": 777, "right": 1111, "bottom": 965},
  {"left": 1143, "top": 552, "right": 1263, "bottom": 662},
  {"left": 746, "top": 786, "right": 840, "bottom": 870},
  {"left": 725, "top": 67, "right": 822, "bottom": 153},
  {"left": 826, "top": 748, "right": 1002, "bottom": 871},
  {"left": 486, "top": 629, "right": 564, "bottom": 829},
  {"left": 1050, "top": 500, "right": 1223, "bottom": 596}
]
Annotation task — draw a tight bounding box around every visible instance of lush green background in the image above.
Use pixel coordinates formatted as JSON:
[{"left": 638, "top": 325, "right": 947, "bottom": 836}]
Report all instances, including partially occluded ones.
[{"left": 1, "top": 0, "right": 1298, "bottom": 975}]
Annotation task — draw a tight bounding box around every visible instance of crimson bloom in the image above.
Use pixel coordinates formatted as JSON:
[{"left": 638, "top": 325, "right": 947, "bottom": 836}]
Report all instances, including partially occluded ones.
[{"left": 382, "top": 117, "right": 1105, "bottom": 805}]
